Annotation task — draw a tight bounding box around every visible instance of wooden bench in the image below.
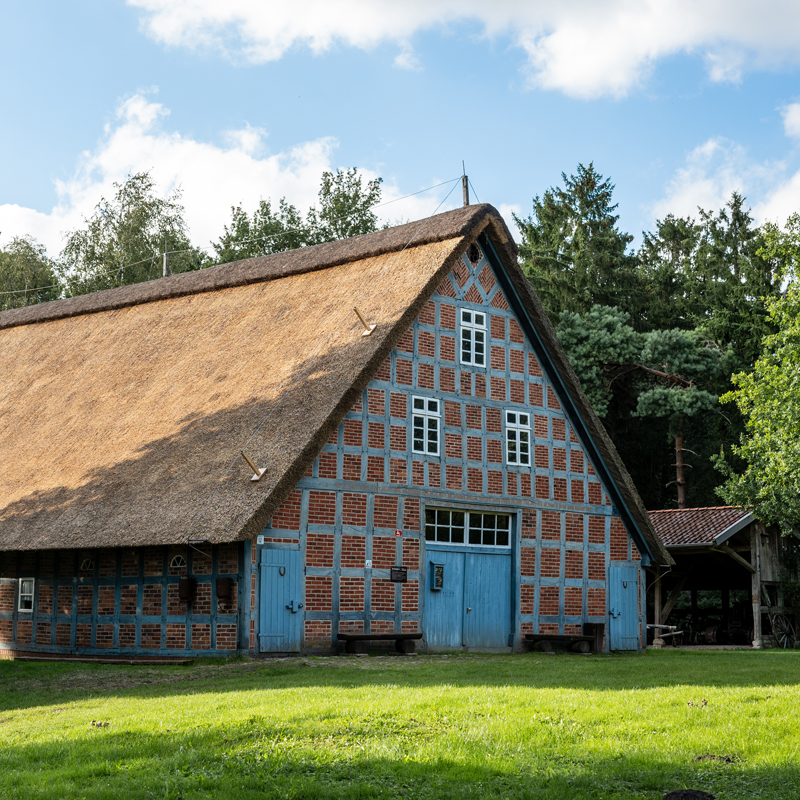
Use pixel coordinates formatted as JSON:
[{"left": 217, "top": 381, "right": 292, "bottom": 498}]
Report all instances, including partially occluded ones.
[
  {"left": 526, "top": 623, "right": 605, "bottom": 654},
  {"left": 337, "top": 632, "right": 423, "bottom": 654},
  {"left": 525, "top": 634, "right": 596, "bottom": 653}
]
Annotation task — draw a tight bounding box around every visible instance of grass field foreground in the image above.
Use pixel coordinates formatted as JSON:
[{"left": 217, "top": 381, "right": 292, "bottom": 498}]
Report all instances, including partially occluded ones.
[{"left": 1, "top": 650, "right": 799, "bottom": 799}]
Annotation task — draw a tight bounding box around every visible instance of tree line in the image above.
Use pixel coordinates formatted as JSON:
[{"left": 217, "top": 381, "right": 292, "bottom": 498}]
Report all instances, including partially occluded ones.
[
  {"left": 3, "top": 164, "right": 799, "bottom": 523},
  {"left": 0, "top": 168, "right": 383, "bottom": 307}
]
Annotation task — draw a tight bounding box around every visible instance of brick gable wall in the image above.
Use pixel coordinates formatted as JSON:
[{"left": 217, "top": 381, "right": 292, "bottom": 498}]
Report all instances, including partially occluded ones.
[{"left": 257, "top": 242, "right": 644, "bottom": 652}]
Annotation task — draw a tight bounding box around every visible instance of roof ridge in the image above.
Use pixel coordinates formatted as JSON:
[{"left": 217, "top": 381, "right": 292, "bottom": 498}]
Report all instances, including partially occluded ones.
[
  {"left": 0, "top": 204, "right": 512, "bottom": 332},
  {"left": 648, "top": 505, "right": 741, "bottom": 513}
]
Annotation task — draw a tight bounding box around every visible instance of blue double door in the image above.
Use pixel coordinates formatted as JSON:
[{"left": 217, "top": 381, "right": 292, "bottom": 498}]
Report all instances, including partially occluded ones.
[
  {"left": 258, "top": 546, "right": 304, "bottom": 653},
  {"left": 425, "top": 546, "right": 513, "bottom": 649}
]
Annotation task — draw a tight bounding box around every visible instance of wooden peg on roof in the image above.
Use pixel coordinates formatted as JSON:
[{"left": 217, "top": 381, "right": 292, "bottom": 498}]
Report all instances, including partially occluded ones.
[
  {"left": 353, "top": 306, "right": 376, "bottom": 336},
  {"left": 241, "top": 450, "right": 266, "bottom": 482}
]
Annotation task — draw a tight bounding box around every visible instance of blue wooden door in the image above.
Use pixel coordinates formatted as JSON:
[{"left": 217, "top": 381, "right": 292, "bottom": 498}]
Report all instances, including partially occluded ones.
[
  {"left": 463, "top": 552, "right": 512, "bottom": 647},
  {"left": 258, "top": 547, "right": 303, "bottom": 653},
  {"left": 425, "top": 550, "right": 465, "bottom": 647},
  {"left": 425, "top": 548, "right": 511, "bottom": 648},
  {"left": 608, "top": 565, "right": 640, "bottom": 651}
]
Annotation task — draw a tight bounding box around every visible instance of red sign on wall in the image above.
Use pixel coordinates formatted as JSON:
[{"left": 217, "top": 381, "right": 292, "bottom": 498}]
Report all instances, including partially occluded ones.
[{"left": 395, "top": 529, "right": 402, "bottom": 537}]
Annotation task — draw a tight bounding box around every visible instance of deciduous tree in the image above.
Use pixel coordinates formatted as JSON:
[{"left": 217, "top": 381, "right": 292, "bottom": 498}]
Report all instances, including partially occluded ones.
[
  {"left": 59, "top": 171, "right": 205, "bottom": 296},
  {"left": 0, "top": 236, "right": 60, "bottom": 311}
]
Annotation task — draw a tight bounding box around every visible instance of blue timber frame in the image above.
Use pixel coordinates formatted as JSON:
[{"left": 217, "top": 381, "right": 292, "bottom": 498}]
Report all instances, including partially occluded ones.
[{"left": 0, "top": 544, "right": 244, "bottom": 657}]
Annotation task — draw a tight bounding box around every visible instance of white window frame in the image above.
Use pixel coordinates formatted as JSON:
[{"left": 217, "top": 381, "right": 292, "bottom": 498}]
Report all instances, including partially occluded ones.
[
  {"left": 505, "top": 410, "right": 531, "bottom": 466},
  {"left": 412, "top": 396, "right": 440, "bottom": 456},
  {"left": 424, "top": 508, "right": 511, "bottom": 549},
  {"left": 459, "top": 309, "right": 487, "bottom": 367},
  {"left": 18, "top": 578, "right": 35, "bottom": 613}
]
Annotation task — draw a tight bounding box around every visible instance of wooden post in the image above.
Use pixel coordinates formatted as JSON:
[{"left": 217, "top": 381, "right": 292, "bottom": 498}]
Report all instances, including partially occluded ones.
[
  {"left": 653, "top": 566, "right": 665, "bottom": 648},
  {"left": 751, "top": 524, "right": 763, "bottom": 648},
  {"left": 462, "top": 174, "right": 469, "bottom": 207}
]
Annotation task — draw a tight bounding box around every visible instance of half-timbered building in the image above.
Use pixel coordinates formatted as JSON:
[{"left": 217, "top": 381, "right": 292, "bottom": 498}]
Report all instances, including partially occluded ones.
[{"left": 0, "top": 204, "right": 671, "bottom": 658}]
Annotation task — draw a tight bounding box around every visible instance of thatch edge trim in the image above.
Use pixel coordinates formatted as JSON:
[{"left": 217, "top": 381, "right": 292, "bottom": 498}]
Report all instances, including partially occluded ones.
[{"left": 0, "top": 205, "right": 510, "bottom": 331}]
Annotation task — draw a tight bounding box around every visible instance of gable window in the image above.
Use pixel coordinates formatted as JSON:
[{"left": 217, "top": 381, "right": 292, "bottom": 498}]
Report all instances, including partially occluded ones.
[
  {"left": 425, "top": 508, "right": 511, "bottom": 547},
  {"left": 505, "top": 411, "right": 531, "bottom": 466},
  {"left": 460, "top": 309, "right": 486, "bottom": 367},
  {"left": 18, "top": 578, "right": 34, "bottom": 612},
  {"left": 412, "top": 396, "right": 440, "bottom": 455}
]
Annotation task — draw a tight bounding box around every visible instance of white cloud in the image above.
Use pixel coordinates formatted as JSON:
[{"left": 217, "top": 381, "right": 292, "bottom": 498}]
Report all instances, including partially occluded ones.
[
  {"left": 393, "top": 42, "right": 422, "bottom": 72},
  {"left": 781, "top": 103, "right": 800, "bottom": 140},
  {"left": 0, "top": 93, "right": 456, "bottom": 254},
  {"left": 651, "top": 132, "right": 800, "bottom": 228},
  {"left": 651, "top": 138, "right": 753, "bottom": 221},
  {"left": 128, "top": 0, "right": 800, "bottom": 99}
]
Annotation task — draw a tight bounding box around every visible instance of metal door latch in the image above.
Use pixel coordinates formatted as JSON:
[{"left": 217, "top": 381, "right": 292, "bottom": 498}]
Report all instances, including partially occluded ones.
[
  {"left": 610, "top": 607, "right": 620, "bottom": 618},
  {"left": 286, "top": 600, "right": 304, "bottom": 613},
  {"left": 466, "top": 606, "right": 472, "bottom": 613}
]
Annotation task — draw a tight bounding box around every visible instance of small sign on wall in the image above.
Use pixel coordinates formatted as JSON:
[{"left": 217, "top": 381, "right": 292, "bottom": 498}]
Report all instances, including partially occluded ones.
[
  {"left": 390, "top": 566, "right": 407, "bottom": 583},
  {"left": 395, "top": 529, "right": 403, "bottom": 537},
  {"left": 257, "top": 535, "right": 265, "bottom": 545}
]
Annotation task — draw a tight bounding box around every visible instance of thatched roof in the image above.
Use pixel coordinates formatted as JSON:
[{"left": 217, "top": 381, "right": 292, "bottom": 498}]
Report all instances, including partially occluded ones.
[{"left": 0, "top": 203, "right": 671, "bottom": 564}]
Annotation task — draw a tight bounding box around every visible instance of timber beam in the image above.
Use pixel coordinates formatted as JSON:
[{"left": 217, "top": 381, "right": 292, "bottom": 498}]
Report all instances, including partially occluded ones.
[{"left": 711, "top": 544, "right": 755, "bottom": 574}]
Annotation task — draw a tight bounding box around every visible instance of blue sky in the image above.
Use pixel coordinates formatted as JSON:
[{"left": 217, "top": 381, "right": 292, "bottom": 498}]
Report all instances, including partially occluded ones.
[{"left": 3, "top": 1, "right": 800, "bottom": 255}]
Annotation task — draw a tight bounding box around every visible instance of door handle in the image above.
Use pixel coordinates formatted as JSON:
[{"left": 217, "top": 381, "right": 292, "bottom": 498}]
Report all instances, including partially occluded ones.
[
  {"left": 286, "top": 600, "right": 304, "bottom": 613},
  {"left": 610, "top": 607, "right": 620, "bottom": 618},
  {"left": 466, "top": 607, "right": 472, "bottom": 613}
]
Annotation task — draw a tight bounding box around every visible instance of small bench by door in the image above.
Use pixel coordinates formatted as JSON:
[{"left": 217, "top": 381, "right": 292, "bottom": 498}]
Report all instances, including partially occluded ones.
[{"left": 337, "top": 632, "right": 423, "bottom": 654}]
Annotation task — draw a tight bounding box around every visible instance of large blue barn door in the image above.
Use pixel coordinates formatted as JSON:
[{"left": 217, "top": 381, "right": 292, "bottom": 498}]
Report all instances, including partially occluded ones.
[
  {"left": 608, "top": 565, "right": 640, "bottom": 651},
  {"left": 258, "top": 547, "right": 303, "bottom": 653},
  {"left": 425, "top": 548, "right": 511, "bottom": 648}
]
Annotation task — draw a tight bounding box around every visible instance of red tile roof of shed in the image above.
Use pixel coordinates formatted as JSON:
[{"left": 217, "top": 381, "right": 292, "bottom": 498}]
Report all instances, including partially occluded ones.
[{"left": 648, "top": 506, "right": 751, "bottom": 547}]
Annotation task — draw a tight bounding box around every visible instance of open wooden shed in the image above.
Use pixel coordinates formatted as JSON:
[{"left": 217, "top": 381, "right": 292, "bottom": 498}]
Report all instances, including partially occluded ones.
[{"left": 648, "top": 506, "right": 798, "bottom": 648}]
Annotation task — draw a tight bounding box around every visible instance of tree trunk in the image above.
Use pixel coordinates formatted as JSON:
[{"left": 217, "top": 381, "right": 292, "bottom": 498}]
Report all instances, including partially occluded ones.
[{"left": 675, "top": 416, "right": 686, "bottom": 509}]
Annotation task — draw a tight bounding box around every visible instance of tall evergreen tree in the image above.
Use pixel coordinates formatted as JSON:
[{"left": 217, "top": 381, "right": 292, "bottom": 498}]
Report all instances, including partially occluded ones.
[{"left": 514, "top": 163, "right": 641, "bottom": 323}]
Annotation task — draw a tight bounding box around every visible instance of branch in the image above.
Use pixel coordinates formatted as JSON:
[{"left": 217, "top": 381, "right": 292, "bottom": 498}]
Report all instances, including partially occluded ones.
[{"left": 633, "top": 363, "right": 694, "bottom": 387}]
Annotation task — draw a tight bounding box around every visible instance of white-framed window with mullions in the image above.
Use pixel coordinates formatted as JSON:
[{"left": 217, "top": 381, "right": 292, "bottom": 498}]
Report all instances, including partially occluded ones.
[
  {"left": 459, "top": 309, "right": 486, "bottom": 367},
  {"left": 412, "top": 396, "right": 440, "bottom": 456},
  {"left": 505, "top": 410, "right": 531, "bottom": 466},
  {"left": 425, "top": 508, "right": 511, "bottom": 548},
  {"left": 18, "top": 578, "right": 35, "bottom": 612}
]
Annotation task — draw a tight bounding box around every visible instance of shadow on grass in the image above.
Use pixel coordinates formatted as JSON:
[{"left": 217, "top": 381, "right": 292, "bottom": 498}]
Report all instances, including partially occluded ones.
[
  {"left": 2, "top": 649, "right": 800, "bottom": 714},
  {"left": 0, "top": 721, "right": 797, "bottom": 800}
]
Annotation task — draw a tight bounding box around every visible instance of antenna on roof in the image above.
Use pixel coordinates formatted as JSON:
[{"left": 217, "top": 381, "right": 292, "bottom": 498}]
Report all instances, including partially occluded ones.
[
  {"left": 462, "top": 162, "right": 469, "bottom": 207},
  {"left": 163, "top": 249, "right": 169, "bottom": 277}
]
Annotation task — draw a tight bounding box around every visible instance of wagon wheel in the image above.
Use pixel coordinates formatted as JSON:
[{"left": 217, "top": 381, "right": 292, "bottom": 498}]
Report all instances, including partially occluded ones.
[{"left": 772, "top": 614, "right": 796, "bottom": 649}]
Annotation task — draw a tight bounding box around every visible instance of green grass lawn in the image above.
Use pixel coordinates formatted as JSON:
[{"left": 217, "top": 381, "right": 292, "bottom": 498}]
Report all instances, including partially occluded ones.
[{"left": 1, "top": 650, "right": 799, "bottom": 800}]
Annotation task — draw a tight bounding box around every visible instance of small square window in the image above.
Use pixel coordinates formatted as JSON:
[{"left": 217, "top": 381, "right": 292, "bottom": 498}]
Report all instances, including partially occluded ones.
[
  {"left": 18, "top": 578, "right": 34, "bottom": 612},
  {"left": 412, "top": 396, "right": 440, "bottom": 456}
]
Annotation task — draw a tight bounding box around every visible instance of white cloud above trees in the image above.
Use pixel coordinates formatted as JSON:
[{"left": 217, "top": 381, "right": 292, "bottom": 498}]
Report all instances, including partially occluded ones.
[
  {"left": 0, "top": 95, "right": 445, "bottom": 254},
  {"left": 129, "top": 0, "right": 800, "bottom": 99}
]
